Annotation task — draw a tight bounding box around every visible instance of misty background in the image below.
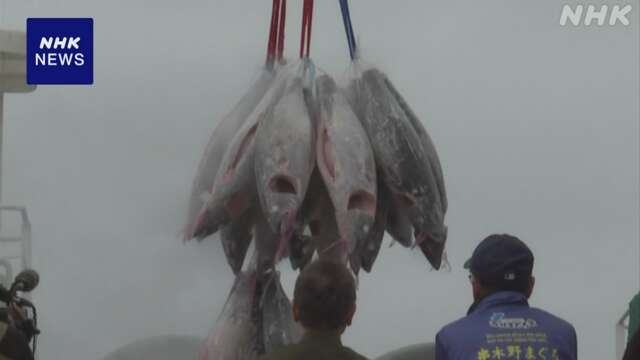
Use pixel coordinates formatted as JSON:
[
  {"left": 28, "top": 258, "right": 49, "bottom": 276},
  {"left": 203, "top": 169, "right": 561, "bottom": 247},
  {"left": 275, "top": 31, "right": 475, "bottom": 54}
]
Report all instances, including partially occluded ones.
[{"left": 1, "top": 0, "right": 638, "bottom": 359}]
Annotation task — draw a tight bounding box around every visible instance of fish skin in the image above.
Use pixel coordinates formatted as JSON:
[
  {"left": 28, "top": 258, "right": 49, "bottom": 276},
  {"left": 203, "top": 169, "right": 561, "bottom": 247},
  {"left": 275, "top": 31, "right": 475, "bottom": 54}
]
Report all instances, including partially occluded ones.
[
  {"left": 415, "top": 214, "right": 448, "bottom": 270},
  {"left": 346, "top": 67, "right": 447, "bottom": 269},
  {"left": 315, "top": 74, "right": 377, "bottom": 257},
  {"left": 357, "top": 178, "right": 390, "bottom": 273},
  {"left": 220, "top": 209, "right": 255, "bottom": 275},
  {"left": 382, "top": 78, "right": 449, "bottom": 268},
  {"left": 260, "top": 271, "right": 302, "bottom": 353},
  {"left": 311, "top": 209, "right": 345, "bottom": 263},
  {"left": 296, "top": 167, "right": 329, "bottom": 227},
  {"left": 200, "top": 270, "right": 259, "bottom": 360},
  {"left": 191, "top": 118, "right": 259, "bottom": 240},
  {"left": 296, "top": 170, "right": 345, "bottom": 263},
  {"left": 385, "top": 192, "right": 414, "bottom": 248},
  {"left": 185, "top": 69, "right": 274, "bottom": 240},
  {"left": 287, "top": 167, "right": 324, "bottom": 270},
  {"left": 254, "top": 212, "right": 280, "bottom": 276},
  {"left": 384, "top": 76, "right": 447, "bottom": 213},
  {"left": 191, "top": 72, "right": 289, "bottom": 240},
  {"left": 254, "top": 71, "right": 315, "bottom": 254}
]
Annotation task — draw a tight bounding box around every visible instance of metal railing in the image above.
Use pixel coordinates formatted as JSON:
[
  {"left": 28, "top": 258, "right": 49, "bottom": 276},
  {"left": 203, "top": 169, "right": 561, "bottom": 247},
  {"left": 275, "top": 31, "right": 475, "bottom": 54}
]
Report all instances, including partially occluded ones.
[{"left": 0, "top": 206, "right": 32, "bottom": 287}]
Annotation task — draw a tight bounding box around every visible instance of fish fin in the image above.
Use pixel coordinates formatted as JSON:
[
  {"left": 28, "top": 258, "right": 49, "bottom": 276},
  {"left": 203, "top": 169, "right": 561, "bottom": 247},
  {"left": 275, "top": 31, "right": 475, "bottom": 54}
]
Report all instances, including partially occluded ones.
[
  {"left": 191, "top": 208, "right": 210, "bottom": 240},
  {"left": 438, "top": 250, "right": 451, "bottom": 272},
  {"left": 416, "top": 233, "right": 446, "bottom": 270}
]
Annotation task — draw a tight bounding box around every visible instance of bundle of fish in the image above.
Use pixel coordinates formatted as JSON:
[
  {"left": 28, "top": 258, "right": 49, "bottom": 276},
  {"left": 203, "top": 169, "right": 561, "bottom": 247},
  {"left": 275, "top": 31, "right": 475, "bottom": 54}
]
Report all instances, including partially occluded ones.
[
  {"left": 185, "top": 59, "right": 447, "bottom": 276},
  {"left": 187, "top": 58, "right": 446, "bottom": 359}
]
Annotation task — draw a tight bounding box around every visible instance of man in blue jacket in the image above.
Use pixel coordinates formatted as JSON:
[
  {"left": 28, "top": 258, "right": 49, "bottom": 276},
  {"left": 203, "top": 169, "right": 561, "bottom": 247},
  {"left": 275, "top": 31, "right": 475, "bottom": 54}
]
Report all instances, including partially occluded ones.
[{"left": 436, "top": 234, "right": 577, "bottom": 360}]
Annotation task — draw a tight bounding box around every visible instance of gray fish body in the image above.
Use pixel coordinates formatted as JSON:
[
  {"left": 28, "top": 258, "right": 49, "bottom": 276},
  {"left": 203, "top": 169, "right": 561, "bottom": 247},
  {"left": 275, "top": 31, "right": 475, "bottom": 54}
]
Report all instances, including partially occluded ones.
[
  {"left": 298, "top": 168, "right": 346, "bottom": 263},
  {"left": 298, "top": 168, "right": 329, "bottom": 227},
  {"left": 287, "top": 168, "right": 325, "bottom": 270},
  {"left": 356, "top": 179, "right": 390, "bottom": 273},
  {"left": 201, "top": 271, "right": 259, "bottom": 360},
  {"left": 347, "top": 67, "right": 446, "bottom": 269},
  {"left": 254, "top": 212, "right": 280, "bottom": 275},
  {"left": 385, "top": 195, "right": 414, "bottom": 248},
  {"left": 192, "top": 74, "right": 289, "bottom": 240},
  {"left": 311, "top": 208, "right": 345, "bottom": 263},
  {"left": 288, "top": 191, "right": 316, "bottom": 271},
  {"left": 186, "top": 70, "right": 274, "bottom": 240},
  {"left": 384, "top": 77, "right": 447, "bottom": 213},
  {"left": 191, "top": 117, "right": 258, "bottom": 240},
  {"left": 260, "top": 272, "right": 302, "bottom": 353},
  {"left": 221, "top": 210, "right": 255, "bottom": 275},
  {"left": 316, "top": 75, "right": 377, "bottom": 256},
  {"left": 380, "top": 76, "right": 448, "bottom": 268},
  {"left": 255, "top": 74, "right": 314, "bottom": 244},
  {"left": 277, "top": 175, "right": 335, "bottom": 264}
]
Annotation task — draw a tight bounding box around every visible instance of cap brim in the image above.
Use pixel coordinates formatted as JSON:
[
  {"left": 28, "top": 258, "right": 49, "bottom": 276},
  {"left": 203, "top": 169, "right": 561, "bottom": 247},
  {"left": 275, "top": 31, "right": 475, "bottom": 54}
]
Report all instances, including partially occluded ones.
[{"left": 463, "top": 258, "right": 472, "bottom": 269}]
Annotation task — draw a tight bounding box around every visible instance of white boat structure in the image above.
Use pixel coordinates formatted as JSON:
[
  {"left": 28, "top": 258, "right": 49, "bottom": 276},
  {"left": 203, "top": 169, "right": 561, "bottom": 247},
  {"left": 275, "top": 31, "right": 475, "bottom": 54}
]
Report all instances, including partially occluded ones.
[{"left": 0, "top": 29, "right": 36, "bottom": 287}]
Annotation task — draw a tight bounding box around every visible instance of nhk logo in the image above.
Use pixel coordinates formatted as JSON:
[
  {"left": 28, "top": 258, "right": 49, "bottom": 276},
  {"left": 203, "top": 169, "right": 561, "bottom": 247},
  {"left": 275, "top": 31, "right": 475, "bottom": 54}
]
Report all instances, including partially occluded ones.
[
  {"left": 36, "top": 37, "right": 85, "bottom": 66},
  {"left": 27, "top": 18, "right": 93, "bottom": 85},
  {"left": 560, "top": 4, "right": 633, "bottom": 26}
]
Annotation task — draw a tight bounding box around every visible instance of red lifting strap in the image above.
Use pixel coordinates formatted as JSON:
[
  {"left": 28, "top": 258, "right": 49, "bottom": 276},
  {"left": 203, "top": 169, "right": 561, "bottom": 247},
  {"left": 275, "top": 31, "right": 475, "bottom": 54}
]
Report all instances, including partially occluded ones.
[
  {"left": 299, "top": 0, "right": 314, "bottom": 58},
  {"left": 266, "top": 0, "right": 281, "bottom": 64},
  {"left": 305, "top": 0, "right": 313, "bottom": 58},
  {"left": 276, "top": 0, "right": 287, "bottom": 61}
]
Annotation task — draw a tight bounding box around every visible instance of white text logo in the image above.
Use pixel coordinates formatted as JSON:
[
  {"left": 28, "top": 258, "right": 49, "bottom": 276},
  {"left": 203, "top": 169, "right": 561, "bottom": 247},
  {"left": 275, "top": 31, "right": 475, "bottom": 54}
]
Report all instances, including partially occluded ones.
[
  {"left": 39, "top": 37, "right": 81, "bottom": 49},
  {"left": 489, "top": 313, "right": 538, "bottom": 330},
  {"left": 560, "top": 5, "right": 632, "bottom": 26},
  {"left": 35, "top": 36, "right": 84, "bottom": 66}
]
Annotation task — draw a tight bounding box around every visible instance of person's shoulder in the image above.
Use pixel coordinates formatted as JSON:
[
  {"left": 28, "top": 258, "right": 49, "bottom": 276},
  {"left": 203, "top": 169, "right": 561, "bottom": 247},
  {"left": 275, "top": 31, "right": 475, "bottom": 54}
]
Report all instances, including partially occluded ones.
[
  {"left": 436, "top": 313, "right": 477, "bottom": 348},
  {"left": 529, "top": 306, "right": 576, "bottom": 334},
  {"left": 342, "top": 346, "right": 369, "bottom": 360},
  {"left": 438, "top": 313, "right": 475, "bottom": 337},
  {"left": 436, "top": 314, "right": 484, "bottom": 358}
]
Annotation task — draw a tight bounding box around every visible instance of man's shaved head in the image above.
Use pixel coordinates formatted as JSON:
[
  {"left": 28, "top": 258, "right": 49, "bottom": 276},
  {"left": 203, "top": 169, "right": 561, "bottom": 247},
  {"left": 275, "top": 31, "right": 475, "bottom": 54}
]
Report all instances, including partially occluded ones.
[{"left": 293, "top": 259, "right": 357, "bottom": 331}]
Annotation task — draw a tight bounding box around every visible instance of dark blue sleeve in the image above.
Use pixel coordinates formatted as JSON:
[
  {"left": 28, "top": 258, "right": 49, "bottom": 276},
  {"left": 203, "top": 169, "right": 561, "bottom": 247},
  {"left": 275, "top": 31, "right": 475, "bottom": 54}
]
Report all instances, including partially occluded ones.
[
  {"left": 570, "top": 325, "right": 578, "bottom": 360},
  {"left": 435, "top": 331, "right": 449, "bottom": 360}
]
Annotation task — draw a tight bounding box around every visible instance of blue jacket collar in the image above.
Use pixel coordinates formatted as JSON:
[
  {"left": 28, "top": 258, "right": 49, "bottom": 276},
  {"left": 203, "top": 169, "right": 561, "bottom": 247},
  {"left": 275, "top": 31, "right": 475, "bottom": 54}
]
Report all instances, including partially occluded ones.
[{"left": 469, "top": 291, "right": 529, "bottom": 315}]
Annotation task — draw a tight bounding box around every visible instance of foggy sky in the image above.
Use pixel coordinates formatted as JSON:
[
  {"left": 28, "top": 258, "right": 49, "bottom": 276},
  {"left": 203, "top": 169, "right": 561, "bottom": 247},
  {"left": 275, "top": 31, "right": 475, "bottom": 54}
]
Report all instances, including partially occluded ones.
[{"left": 1, "top": 0, "right": 639, "bottom": 359}]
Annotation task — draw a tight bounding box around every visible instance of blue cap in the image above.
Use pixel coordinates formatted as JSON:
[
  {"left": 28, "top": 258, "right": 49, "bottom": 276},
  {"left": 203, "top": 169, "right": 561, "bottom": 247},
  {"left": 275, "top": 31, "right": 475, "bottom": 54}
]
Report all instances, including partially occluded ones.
[{"left": 464, "top": 234, "right": 534, "bottom": 286}]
